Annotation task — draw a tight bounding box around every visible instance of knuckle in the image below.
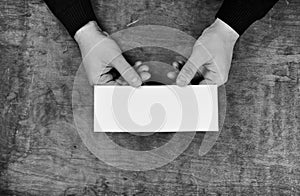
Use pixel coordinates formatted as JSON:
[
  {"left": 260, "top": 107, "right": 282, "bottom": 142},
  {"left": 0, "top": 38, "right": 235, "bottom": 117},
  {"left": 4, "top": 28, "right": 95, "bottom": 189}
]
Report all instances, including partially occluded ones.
[{"left": 120, "top": 66, "right": 133, "bottom": 76}]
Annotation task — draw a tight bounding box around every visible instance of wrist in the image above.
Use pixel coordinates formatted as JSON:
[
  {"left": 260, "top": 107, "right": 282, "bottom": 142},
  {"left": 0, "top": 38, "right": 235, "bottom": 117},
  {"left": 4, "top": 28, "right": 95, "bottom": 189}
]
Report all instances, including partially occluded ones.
[
  {"left": 74, "top": 21, "right": 107, "bottom": 44},
  {"left": 210, "top": 18, "right": 239, "bottom": 43}
]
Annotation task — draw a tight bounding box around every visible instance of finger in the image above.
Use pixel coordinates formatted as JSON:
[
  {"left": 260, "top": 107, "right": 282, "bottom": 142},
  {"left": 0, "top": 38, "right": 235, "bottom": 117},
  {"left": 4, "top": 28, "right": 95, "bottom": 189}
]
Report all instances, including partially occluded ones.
[
  {"left": 109, "top": 67, "right": 121, "bottom": 80},
  {"left": 167, "top": 71, "right": 178, "bottom": 80},
  {"left": 100, "top": 66, "right": 113, "bottom": 75},
  {"left": 116, "top": 80, "right": 128, "bottom": 86},
  {"left": 199, "top": 69, "right": 218, "bottom": 85},
  {"left": 116, "top": 77, "right": 128, "bottom": 85},
  {"left": 170, "top": 61, "right": 201, "bottom": 83},
  {"left": 134, "top": 61, "right": 142, "bottom": 69},
  {"left": 95, "top": 74, "right": 113, "bottom": 85},
  {"left": 104, "top": 81, "right": 119, "bottom": 85},
  {"left": 137, "top": 65, "right": 149, "bottom": 73},
  {"left": 199, "top": 79, "right": 215, "bottom": 85},
  {"left": 176, "top": 45, "right": 210, "bottom": 86},
  {"left": 169, "top": 62, "right": 203, "bottom": 84},
  {"left": 140, "top": 71, "right": 151, "bottom": 81},
  {"left": 172, "top": 60, "right": 185, "bottom": 70},
  {"left": 172, "top": 61, "right": 179, "bottom": 70},
  {"left": 111, "top": 55, "right": 142, "bottom": 87},
  {"left": 176, "top": 60, "right": 200, "bottom": 86}
]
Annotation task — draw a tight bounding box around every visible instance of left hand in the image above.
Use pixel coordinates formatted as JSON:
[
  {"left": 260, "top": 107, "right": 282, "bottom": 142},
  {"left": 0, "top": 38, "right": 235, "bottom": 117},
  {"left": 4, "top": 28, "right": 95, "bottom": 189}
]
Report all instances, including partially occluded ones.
[{"left": 74, "top": 21, "right": 150, "bottom": 87}]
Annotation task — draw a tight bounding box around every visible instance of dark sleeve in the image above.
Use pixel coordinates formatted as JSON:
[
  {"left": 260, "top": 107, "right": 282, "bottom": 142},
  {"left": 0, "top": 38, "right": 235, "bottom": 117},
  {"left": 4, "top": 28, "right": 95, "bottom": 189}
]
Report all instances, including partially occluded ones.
[
  {"left": 44, "top": 0, "right": 98, "bottom": 37},
  {"left": 216, "top": 0, "right": 279, "bottom": 35}
]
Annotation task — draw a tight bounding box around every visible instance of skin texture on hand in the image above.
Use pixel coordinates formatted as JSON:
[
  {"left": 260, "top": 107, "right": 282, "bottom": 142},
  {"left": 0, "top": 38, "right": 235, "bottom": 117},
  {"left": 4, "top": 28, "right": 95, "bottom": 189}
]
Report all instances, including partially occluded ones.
[
  {"left": 74, "top": 21, "right": 150, "bottom": 87},
  {"left": 168, "top": 18, "right": 240, "bottom": 86}
]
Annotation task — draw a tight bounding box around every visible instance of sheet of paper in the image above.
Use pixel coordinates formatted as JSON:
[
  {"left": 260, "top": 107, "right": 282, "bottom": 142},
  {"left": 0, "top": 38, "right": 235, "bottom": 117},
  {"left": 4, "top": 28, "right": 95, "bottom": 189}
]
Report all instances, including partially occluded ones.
[{"left": 94, "top": 85, "right": 218, "bottom": 132}]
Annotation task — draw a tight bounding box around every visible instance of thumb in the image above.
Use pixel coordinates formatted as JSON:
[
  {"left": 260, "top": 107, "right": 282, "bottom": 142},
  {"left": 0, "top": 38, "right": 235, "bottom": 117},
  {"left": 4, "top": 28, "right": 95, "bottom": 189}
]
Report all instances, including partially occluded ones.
[
  {"left": 111, "top": 55, "right": 142, "bottom": 87},
  {"left": 176, "top": 43, "right": 211, "bottom": 86},
  {"left": 176, "top": 60, "right": 199, "bottom": 86}
]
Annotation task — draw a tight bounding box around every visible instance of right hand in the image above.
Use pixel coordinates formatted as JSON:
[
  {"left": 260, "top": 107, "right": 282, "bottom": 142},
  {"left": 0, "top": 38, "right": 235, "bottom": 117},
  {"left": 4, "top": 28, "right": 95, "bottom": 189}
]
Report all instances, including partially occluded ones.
[
  {"left": 167, "top": 18, "right": 239, "bottom": 86},
  {"left": 74, "top": 21, "right": 150, "bottom": 86}
]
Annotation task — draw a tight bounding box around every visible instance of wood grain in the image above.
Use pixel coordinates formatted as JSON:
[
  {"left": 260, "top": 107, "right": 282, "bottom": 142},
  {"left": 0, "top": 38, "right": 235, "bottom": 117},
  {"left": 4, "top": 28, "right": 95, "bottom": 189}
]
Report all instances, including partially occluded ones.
[{"left": 0, "top": 0, "right": 299, "bottom": 195}]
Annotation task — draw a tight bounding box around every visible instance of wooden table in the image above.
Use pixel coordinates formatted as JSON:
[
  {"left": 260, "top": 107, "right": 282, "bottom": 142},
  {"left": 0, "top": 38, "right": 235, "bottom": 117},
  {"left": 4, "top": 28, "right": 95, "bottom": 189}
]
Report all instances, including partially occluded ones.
[{"left": 0, "top": 0, "right": 299, "bottom": 195}]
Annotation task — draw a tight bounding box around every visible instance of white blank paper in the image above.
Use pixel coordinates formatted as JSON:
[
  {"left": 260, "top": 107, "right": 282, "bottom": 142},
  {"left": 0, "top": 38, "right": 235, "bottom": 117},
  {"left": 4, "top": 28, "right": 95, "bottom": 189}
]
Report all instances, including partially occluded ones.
[{"left": 94, "top": 85, "right": 218, "bottom": 132}]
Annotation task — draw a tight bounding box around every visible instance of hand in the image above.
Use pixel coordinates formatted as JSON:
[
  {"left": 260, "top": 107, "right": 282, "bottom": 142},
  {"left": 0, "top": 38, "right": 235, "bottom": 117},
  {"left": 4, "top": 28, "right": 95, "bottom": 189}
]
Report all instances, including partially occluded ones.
[
  {"left": 74, "top": 21, "right": 149, "bottom": 87},
  {"left": 167, "top": 18, "right": 239, "bottom": 86}
]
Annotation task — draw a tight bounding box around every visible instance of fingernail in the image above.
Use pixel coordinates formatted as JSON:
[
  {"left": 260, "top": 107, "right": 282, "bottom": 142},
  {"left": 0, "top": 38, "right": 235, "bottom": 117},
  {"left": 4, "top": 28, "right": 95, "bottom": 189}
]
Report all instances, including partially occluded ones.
[
  {"left": 176, "top": 77, "right": 186, "bottom": 86},
  {"left": 167, "top": 72, "right": 176, "bottom": 79},
  {"left": 132, "top": 77, "right": 142, "bottom": 86},
  {"left": 142, "top": 72, "right": 151, "bottom": 81},
  {"left": 141, "top": 65, "right": 149, "bottom": 72},
  {"left": 135, "top": 61, "right": 142, "bottom": 66},
  {"left": 132, "top": 77, "right": 138, "bottom": 82},
  {"left": 172, "top": 62, "right": 179, "bottom": 69}
]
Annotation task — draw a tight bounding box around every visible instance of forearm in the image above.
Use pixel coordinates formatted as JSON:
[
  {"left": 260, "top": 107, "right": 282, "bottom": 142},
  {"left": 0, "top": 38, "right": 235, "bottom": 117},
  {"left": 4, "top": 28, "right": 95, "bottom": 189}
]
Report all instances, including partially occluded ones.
[
  {"left": 43, "top": 0, "right": 98, "bottom": 37},
  {"left": 216, "top": 0, "right": 279, "bottom": 35}
]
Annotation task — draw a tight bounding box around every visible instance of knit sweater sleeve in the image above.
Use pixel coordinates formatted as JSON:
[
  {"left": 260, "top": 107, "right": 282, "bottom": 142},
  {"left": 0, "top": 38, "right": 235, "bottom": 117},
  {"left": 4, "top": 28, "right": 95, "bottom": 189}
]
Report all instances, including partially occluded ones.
[
  {"left": 216, "top": 0, "right": 279, "bottom": 35},
  {"left": 44, "top": 0, "right": 98, "bottom": 37}
]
